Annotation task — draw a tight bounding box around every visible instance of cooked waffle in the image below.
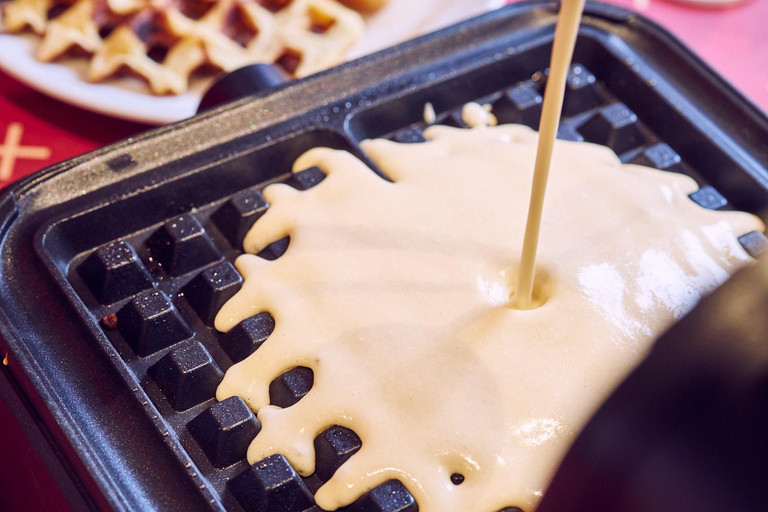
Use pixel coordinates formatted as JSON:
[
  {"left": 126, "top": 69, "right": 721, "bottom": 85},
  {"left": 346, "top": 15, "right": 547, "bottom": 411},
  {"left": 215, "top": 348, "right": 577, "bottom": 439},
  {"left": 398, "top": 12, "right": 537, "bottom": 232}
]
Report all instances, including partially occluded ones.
[
  {"left": 339, "top": 0, "right": 387, "bottom": 11},
  {"left": 0, "top": 0, "right": 366, "bottom": 94}
]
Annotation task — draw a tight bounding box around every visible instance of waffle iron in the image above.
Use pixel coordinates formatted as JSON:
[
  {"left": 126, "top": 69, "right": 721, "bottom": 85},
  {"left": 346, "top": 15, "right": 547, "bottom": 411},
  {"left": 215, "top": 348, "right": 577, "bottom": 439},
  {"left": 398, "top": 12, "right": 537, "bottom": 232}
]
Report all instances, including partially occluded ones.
[{"left": 1, "top": 1, "right": 768, "bottom": 510}]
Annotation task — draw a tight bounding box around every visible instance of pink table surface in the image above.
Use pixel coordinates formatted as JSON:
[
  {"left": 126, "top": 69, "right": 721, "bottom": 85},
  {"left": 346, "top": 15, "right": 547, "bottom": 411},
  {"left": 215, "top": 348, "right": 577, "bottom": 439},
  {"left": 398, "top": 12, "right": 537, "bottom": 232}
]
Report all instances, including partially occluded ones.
[{"left": 598, "top": 0, "right": 768, "bottom": 111}]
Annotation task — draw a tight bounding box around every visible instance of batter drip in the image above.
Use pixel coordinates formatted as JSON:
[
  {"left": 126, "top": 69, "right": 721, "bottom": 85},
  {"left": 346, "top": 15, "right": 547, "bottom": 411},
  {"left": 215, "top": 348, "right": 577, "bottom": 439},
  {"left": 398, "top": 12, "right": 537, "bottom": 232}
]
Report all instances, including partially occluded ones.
[{"left": 215, "top": 124, "right": 762, "bottom": 511}]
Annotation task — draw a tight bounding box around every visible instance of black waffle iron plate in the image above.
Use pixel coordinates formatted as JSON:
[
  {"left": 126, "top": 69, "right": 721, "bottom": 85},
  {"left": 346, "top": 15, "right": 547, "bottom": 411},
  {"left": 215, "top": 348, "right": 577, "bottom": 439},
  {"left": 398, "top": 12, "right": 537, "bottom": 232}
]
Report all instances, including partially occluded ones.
[{"left": 2, "top": 1, "right": 768, "bottom": 511}]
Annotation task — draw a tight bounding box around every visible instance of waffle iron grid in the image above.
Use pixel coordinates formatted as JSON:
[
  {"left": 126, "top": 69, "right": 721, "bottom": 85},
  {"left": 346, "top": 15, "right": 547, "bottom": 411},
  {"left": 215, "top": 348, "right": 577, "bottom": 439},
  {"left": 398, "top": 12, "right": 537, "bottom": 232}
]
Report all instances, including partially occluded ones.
[{"left": 39, "top": 60, "right": 766, "bottom": 512}]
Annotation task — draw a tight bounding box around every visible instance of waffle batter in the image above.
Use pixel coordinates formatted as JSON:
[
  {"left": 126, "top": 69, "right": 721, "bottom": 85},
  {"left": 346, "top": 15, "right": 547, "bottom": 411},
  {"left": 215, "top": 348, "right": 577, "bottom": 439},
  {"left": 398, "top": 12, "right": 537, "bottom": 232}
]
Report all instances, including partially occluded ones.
[
  {"left": 515, "top": 0, "right": 585, "bottom": 309},
  {"left": 214, "top": 123, "right": 762, "bottom": 511}
]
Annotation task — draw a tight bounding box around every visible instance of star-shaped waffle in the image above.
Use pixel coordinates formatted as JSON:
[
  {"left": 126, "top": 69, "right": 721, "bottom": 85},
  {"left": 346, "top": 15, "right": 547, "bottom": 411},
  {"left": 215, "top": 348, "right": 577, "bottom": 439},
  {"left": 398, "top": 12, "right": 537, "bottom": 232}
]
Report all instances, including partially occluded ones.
[
  {"left": 1, "top": 0, "right": 366, "bottom": 94},
  {"left": 36, "top": 0, "right": 102, "bottom": 61}
]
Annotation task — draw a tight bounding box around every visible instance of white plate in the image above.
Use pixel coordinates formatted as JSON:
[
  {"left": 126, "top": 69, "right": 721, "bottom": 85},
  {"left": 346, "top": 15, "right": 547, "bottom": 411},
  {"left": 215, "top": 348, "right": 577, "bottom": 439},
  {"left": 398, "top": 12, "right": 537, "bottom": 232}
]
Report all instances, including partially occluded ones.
[{"left": 0, "top": 0, "right": 504, "bottom": 125}]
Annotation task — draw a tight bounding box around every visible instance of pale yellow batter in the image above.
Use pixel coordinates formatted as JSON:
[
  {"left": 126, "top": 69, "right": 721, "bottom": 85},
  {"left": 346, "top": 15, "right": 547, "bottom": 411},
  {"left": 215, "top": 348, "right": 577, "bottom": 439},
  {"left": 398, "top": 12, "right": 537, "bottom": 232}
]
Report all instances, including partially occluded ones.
[
  {"left": 214, "top": 124, "right": 762, "bottom": 511},
  {"left": 423, "top": 102, "right": 437, "bottom": 125},
  {"left": 515, "top": 0, "right": 586, "bottom": 309},
  {"left": 461, "top": 102, "right": 498, "bottom": 129}
]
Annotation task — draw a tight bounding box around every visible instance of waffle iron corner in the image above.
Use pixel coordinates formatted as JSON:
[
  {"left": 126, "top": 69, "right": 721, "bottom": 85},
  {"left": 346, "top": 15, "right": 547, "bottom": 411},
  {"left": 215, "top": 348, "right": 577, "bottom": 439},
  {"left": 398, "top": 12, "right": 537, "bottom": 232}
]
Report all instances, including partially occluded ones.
[{"left": 2, "top": 2, "right": 768, "bottom": 511}]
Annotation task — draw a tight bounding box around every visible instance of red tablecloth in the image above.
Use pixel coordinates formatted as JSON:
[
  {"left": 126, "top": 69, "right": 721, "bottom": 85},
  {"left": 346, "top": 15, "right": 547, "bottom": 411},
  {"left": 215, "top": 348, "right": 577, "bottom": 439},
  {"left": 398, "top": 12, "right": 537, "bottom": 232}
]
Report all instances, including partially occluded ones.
[{"left": 0, "top": 72, "right": 150, "bottom": 187}]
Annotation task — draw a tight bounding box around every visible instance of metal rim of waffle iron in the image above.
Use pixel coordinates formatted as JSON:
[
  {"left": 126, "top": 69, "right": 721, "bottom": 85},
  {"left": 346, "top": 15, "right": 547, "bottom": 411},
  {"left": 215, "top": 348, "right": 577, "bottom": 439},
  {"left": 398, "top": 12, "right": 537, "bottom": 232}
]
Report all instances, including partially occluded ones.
[{"left": 1, "top": 1, "right": 768, "bottom": 511}]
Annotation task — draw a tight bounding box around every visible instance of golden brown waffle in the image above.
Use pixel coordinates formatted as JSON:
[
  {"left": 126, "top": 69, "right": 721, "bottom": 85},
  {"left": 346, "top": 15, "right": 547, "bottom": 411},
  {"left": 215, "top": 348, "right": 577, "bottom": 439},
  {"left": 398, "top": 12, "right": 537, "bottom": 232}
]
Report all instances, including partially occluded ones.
[
  {"left": 0, "top": 0, "right": 366, "bottom": 94},
  {"left": 339, "top": 0, "right": 387, "bottom": 11}
]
